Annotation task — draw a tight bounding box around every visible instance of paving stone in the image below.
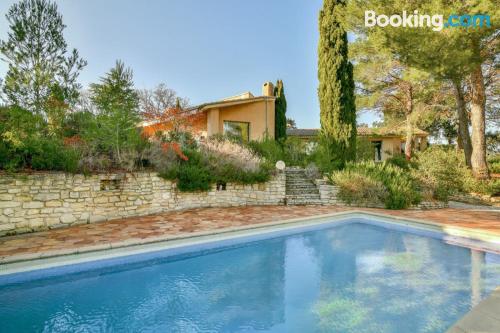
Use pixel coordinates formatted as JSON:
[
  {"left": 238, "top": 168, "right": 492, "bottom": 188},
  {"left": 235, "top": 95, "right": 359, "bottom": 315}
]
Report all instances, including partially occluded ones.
[{"left": 0, "top": 206, "right": 498, "bottom": 263}]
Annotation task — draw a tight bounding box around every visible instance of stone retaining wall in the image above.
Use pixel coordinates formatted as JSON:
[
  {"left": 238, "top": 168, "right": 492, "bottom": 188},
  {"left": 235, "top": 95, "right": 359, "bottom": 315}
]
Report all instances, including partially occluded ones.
[
  {"left": 315, "top": 179, "right": 343, "bottom": 205},
  {"left": 0, "top": 172, "right": 286, "bottom": 236},
  {"left": 314, "top": 179, "right": 447, "bottom": 209},
  {"left": 450, "top": 193, "right": 499, "bottom": 207},
  {"left": 314, "top": 179, "right": 384, "bottom": 207},
  {"left": 0, "top": 171, "right": 450, "bottom": 236},
  {"left": 410, "top": 201, "right": 449, "bottom": 210}
]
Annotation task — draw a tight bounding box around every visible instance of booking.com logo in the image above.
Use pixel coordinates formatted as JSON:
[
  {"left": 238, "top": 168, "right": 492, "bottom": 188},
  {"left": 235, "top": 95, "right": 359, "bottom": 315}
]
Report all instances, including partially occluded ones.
[{"left": 365, "top": 10, "right": 491, "bottom": 31}]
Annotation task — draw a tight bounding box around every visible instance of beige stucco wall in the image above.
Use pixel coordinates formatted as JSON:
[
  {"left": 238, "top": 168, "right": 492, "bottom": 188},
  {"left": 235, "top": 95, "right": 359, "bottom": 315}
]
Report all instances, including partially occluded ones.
[
  {"left": 369, "top": 135, "right": 427, "bottom": 161},
  {"left": 143, "top": 98, "right": 275, "bottom": 142},
  {"left": 206, "top": 108, "right": 220, "bottom": 137},
  {"left": 365, "top": 137, "right": 401, "bottom": 161},
  {"left": 381, "top": 137, "right": 401, "bottom": 160},
  {"left": 216, "top": 99, "right": 275, "bottom": 140}
]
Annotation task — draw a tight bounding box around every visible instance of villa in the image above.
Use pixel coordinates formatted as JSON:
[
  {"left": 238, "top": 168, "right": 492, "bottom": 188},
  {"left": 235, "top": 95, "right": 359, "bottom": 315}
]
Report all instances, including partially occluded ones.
[
  {"left": 142, "top": 81, "right": 276, "bottom": 142},
  {"left": 142, "top": 81, "right": 429, "bottom": 162},
  {"left": 287, "top": 126, "right": 429, "bottom": 161}
]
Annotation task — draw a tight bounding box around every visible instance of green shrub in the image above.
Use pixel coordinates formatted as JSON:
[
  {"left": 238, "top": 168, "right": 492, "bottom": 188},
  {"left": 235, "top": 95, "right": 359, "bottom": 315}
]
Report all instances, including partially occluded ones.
[
  {"left": 63, "top": 111, "right": 95, "bottom": 137},
  {"left": 386, "top": 154, "right": 413, "bottom": 171},
  {"left": 468, "top": 179, "right": 500, "bottom": 196},
  {"left": 282, "top": 137, "right": 308, "bottom": 167},
  {"left": 247, "top": 137, "right": 309, "bottom": 168},
  {"left": 0, "top": 135, "right": 80, "bottom": 173},
  {"left": 212, "top": 161, "right": 271, "bottom": 184},
  {"left": 412, "top": 147, "right": 499, "bottom": 199},
  {"left": 0, "top": 140, "right": 22, "bottom": 172},
  {"left": 179, "top": 149, "right": 212, "bottom": 191},
  {"left": 32, "top": 141, "right": 80, "bottom": 173},
  {"left": 157, "top": 141, "right": 273, "bottom": 192},
  {"left": 331, "top": 170, "right": 388, "bottom": 206},
  {"left": 308, "top": 138, "right": 343, "bottom": 174},
  {"left": 412, "top": 147, "right": 470, "bottom": 201},
  {"left": 331, "top": 161, "right": 421, "bottom": 209},
  {"left": 0, "top": 141, "right": 9, "bottom": 167},
  {"left": 158, "top": 165, "right": 179, "bottom": 181},
  {"left": 247, "top": 138, "right": 285, "bottom": 164},
  {"left": 488, "top": 154, "right": 500, "bottom": 174},
  {"left": 355, "top": 137, "right": 373, "bottom": 161},
  {"left": 177, "top": 164, "right": 212, "bottom": 191},
  {"left": 159, "top": 149, "right": 211, "bottom": 191}
]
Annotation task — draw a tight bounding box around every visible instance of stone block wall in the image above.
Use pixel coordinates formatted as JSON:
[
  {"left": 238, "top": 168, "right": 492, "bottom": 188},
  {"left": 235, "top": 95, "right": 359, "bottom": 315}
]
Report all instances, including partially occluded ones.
[
  {"left": 314, "top": 179, "right": 447, "bottom": 209},
  {"left": 449, "top": 193, "right": 499, "bottom": 207},
  {"left": 0, "top": 170, "right": 449, "bottom": 236},
  {"left": 0, "top": 172, "right": 286, "bottom": 236},
  {"left": 409, "top": 201, "right": 448, "bottom": 210},
  {"left": 315, "top": 179, "right": 343, "bottom": 205},
  {"left": 316, "top": 178, "right": 385, "bottom": 207}
]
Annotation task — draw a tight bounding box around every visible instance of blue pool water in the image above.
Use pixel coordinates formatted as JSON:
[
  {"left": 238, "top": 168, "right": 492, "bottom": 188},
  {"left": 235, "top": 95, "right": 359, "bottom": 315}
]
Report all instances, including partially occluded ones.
[{"left": 0, "top": 220, "right": 499, "bottom": 333}]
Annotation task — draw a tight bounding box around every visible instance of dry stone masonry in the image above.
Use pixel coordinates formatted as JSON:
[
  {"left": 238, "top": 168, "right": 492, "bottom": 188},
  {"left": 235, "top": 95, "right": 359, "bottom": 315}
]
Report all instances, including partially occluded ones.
[
  {"left": 0, "top": 167, "right": 448, "bottom": 236},
  {"left": 0, "top": 172, "right": 286, "bottom": 236}
]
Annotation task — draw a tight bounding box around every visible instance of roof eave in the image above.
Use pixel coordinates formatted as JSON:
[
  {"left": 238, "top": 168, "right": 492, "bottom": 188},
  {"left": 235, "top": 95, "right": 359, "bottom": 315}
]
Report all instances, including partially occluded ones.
[{"left": 190, "top": 96, "right": 276, "bottom": 112}]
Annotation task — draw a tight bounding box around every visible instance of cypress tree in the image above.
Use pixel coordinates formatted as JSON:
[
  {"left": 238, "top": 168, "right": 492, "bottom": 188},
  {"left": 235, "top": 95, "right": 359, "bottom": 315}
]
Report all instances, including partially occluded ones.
[
  {"left": 274, "top": 79, "right": 287, "bottom": 141},
  {"left": 318, "top": 0, "right": 356, "bottom": 169}
]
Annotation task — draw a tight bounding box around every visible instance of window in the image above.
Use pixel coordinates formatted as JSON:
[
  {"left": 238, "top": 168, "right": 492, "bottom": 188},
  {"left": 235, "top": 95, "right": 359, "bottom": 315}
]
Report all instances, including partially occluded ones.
[
  {"left": 372, "top": 141, "right": 382, "bottom": 161},
  {"left": 416, "top": 137, "right": 422, "bottom": 151},
  {"left": 223, "top": 121, "right": 250, "bottom": 142}
]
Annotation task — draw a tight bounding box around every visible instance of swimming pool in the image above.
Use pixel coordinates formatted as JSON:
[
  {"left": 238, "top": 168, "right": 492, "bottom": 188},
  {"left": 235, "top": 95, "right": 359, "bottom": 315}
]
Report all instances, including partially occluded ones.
[{"left": 0, "top": 217, "right": 499, "bottom": 333}]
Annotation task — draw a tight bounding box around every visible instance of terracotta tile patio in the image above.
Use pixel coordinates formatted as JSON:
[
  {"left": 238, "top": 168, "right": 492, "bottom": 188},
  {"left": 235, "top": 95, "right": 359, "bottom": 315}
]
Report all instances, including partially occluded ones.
[{"left": 0, "top": 205, "right": 499, "bottom": 264}]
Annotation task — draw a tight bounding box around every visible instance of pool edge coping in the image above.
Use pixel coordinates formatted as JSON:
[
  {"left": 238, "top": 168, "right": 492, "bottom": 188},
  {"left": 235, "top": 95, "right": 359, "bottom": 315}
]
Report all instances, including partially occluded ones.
[
  {"left": 445, "top": 287, "right": 500, "bottom": 333},
  {"left": 1, "top": 210, "right": 499, "bottom": 264},
  {"left": 1, "top": 209, "right": 499, "bottom": 272}
]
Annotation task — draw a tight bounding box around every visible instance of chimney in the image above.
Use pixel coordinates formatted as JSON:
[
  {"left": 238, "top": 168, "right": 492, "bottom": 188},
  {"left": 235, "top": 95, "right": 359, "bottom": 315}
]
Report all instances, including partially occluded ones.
[{"left": 262, "top": 81, "right": 274, "bottom": 97}]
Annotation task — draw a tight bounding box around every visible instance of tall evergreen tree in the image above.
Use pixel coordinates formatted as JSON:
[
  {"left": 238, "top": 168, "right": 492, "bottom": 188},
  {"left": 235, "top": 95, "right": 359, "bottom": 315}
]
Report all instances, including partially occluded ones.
[
  {"left": 274, "top": 79, "right": 287, "bottom": 141},
  {"left": 351, "top": 37, "right": 450, "bottom": 160},
  {"left": 318, "top": 0, "right": 356, "bottom": 169},
  {"left": 346, "top": 0, "right": 497, "bottom": 178},
  {"left": 0, "top": 0, "right": 86, "bottom": 117},
  {"left": 89, "top": 61, "right": 140, "bottom": 165}
]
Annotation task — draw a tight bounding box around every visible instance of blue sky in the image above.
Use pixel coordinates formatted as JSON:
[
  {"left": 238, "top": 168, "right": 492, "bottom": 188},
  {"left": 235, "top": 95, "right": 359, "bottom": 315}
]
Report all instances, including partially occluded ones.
[{"left": 0, "top": 0, "right": 377, "bottom": 128}]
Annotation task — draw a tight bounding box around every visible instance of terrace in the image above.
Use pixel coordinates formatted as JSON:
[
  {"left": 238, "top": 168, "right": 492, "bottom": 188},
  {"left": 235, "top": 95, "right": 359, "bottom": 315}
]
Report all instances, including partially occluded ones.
[
  {"left": 1, "top": 205, "right": 499, "bottom": 264},
  {"left": 1, "top": 205, "right": 499, "bottom": 333}
]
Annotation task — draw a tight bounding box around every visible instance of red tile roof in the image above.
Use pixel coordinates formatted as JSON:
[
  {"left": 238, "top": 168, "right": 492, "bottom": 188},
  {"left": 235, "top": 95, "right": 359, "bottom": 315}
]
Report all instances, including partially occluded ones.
[{"left": 287, "top": 126, "right": 428, "bottom": 138}]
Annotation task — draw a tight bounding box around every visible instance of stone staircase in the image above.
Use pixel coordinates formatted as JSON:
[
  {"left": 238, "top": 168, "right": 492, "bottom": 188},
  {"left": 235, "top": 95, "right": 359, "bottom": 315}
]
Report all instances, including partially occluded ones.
[{"left": 285, "top": 167, "right": 322, "bottom": 205}]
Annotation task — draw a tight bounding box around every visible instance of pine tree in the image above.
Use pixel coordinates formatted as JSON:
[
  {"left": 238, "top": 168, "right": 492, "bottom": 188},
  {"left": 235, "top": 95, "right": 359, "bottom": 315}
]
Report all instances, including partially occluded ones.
[
  {"left": 318, "top": 0, "right": 356, "bottom": 169},
  {"left": 351, "top": 37, "right": 445, "bottom": 160},
  {"left": 345, "top": 0, "right": 496, "bottom": 178},
  {"left": 89, "top": 61, "right": 140, "bottom": 165},
  {"left": 274, "top": 79, "right": 287, "bottom": 141},
  {"left": 0, "top": 0, "right": 86, "bottom": 116}
]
